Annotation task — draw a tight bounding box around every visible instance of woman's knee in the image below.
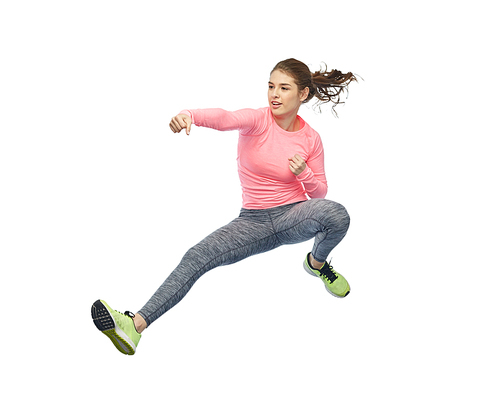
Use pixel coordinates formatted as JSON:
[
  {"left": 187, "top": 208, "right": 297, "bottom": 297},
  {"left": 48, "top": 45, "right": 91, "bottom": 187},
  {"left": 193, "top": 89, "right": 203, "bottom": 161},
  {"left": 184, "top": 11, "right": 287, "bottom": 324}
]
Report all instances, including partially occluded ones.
[
  {"left": 318, "top": 199, "right": 350, "bottom": 232},
  {"left": 182, "top": 240, "right": 216, "bottom": 267}
]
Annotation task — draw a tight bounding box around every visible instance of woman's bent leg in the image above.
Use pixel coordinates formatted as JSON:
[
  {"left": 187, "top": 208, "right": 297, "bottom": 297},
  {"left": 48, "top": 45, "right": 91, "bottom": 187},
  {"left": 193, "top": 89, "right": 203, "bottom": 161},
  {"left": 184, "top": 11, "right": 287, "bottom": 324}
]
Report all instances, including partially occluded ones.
[
  {"left": 137, "top": 215, "right": 279, "bottom": 326},
  {"left": 270, "top": 199, "right": 351, "bottom": 297}
]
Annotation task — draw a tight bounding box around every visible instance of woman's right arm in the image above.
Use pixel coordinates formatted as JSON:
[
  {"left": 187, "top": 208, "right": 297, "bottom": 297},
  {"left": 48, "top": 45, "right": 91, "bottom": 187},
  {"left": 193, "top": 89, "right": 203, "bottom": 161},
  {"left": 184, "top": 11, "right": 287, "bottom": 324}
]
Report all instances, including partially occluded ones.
[{"left": 169, "top": 108, "right": 267, "bottom": 136}]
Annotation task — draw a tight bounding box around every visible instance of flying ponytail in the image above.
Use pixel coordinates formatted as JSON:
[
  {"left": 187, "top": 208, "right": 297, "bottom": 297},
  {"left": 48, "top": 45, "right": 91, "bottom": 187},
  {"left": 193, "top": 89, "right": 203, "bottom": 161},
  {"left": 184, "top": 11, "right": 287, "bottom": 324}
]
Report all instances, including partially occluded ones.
[{"left": 271, "top": 58, "right": 358, "bottom": 114}]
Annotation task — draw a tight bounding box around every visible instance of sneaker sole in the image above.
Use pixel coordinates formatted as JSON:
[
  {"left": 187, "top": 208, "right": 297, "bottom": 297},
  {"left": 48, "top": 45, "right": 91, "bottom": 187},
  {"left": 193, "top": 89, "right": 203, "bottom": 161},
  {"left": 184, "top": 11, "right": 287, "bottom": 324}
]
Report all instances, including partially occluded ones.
[
  {"left": 91, "top": 300, "right": 136, "bottom": 355},
  {"left": 303, "top": 260, "right": 350, "bottom": 298}
]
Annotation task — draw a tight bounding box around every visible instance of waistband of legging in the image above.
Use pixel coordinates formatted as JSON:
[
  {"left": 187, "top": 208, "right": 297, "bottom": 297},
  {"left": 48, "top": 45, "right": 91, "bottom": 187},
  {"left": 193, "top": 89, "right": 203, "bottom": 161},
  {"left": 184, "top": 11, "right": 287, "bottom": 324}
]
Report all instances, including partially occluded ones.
[{"left": 239, "top": 200, "right": 306, "bottom": 219}]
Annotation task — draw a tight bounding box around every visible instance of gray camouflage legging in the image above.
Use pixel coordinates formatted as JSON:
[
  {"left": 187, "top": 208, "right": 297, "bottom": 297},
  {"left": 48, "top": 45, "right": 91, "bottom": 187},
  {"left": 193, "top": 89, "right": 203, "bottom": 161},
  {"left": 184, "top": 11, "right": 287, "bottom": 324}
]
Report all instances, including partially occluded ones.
[{"left": 138, "top": 199, "right": 350, "bottom": 326}]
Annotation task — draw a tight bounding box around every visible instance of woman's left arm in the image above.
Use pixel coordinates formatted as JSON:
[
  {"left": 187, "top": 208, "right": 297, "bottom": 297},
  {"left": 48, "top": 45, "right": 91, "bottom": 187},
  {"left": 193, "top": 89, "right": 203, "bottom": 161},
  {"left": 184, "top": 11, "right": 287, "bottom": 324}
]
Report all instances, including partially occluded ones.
[{"left": 289, "top": 136, "right": 328, "bottom": 198}]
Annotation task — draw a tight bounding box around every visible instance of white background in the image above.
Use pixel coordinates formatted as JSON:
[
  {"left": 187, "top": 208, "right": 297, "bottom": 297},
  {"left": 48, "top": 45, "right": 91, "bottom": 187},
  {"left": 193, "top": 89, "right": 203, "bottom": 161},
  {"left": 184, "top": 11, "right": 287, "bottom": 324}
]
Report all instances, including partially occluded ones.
[{"left": 1, "top": 1, "right": 499, "bottom": 417}]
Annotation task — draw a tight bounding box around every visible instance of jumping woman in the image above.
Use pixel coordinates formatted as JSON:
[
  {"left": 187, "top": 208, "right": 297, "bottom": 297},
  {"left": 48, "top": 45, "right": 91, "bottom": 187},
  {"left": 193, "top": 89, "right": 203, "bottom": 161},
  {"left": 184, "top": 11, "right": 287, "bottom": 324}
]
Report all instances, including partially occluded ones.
[{"left": 91, "top": 58, "right": 358, "bottom": 355}]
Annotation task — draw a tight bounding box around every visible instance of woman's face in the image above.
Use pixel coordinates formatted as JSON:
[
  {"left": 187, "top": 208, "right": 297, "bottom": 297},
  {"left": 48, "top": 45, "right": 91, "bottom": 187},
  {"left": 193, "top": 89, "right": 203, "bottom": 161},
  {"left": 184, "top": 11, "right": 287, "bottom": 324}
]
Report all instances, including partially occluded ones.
[{"left": 268, "top": 70, "right": 308, "bottom": 119}]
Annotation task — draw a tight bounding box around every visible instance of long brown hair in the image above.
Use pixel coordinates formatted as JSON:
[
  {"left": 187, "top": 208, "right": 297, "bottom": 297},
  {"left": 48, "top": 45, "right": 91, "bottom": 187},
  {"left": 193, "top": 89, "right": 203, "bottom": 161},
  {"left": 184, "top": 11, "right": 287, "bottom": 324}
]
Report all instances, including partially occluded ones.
[{"left": 271, "top": 58, "right": 358, "bottom": 115}]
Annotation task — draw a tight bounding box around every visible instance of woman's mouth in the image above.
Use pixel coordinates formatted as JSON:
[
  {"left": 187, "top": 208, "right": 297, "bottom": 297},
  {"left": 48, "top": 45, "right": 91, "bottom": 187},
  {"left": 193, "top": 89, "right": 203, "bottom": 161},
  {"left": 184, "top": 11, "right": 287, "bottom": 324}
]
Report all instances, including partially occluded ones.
[{"left": 271, "top": 101, "right": 282, "bottom": 109}]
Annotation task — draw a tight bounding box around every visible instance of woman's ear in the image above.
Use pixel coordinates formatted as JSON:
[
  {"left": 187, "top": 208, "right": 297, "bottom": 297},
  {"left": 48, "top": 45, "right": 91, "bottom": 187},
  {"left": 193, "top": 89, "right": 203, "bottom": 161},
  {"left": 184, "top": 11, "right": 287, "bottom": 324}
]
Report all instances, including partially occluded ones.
[{"left": 299, "top": 87, "right": 309, "bottom": 102}]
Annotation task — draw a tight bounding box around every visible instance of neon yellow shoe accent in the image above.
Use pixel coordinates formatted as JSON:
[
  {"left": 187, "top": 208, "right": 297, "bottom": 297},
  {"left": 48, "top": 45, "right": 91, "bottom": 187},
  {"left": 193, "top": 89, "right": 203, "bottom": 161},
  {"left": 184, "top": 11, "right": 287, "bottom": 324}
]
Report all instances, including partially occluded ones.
[
  {"left": 303, "top": 253, "right": 350, "bottom": 298},
  {"left": 91, "top": 300, "right": 141, "bottom": 355}
]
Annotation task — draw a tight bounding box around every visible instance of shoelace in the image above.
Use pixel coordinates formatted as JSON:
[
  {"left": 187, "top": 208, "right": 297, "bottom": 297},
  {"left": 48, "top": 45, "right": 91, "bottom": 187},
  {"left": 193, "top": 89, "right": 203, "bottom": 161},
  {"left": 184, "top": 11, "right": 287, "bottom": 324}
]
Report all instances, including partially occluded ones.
[
  {"left": 114, "top": 307, "right": 135, "bottom": 319},
  {"left": 319, "top": 260, "right": 339, "bottom": 284}
]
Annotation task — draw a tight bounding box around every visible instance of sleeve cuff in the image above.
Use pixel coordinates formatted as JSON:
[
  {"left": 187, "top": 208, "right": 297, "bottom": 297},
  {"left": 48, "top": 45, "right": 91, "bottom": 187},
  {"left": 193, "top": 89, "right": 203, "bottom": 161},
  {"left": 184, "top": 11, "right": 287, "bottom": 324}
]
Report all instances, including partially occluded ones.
[
  {"left": 296, "top": 166, "right": 313, "bottom": 182},
  {"left": 179, "top": 109, "right": 195, "bottom": 124}
]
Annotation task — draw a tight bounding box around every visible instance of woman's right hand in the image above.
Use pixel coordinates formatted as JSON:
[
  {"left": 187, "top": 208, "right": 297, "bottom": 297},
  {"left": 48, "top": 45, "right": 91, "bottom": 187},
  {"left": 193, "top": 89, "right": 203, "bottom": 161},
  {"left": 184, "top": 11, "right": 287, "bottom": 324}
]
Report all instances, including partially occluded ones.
[{"left": 169, "top": 114, "right": 192, "bottom": 135}]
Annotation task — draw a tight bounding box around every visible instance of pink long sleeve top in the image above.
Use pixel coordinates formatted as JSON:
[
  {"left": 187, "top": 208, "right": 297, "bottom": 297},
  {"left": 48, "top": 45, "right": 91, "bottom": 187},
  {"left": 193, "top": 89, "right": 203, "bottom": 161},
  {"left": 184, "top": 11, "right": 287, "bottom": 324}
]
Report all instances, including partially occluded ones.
[{"left": 180, "top": 107, "right": 328, "bottom": 209}]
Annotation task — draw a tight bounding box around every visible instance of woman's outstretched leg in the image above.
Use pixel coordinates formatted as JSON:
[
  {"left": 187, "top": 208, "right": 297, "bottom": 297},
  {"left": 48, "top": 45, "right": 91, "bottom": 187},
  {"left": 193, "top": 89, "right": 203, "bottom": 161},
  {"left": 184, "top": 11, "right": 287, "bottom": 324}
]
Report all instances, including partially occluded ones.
[{"left": 92, "top": 210, "right": 280, "bottom": 354}]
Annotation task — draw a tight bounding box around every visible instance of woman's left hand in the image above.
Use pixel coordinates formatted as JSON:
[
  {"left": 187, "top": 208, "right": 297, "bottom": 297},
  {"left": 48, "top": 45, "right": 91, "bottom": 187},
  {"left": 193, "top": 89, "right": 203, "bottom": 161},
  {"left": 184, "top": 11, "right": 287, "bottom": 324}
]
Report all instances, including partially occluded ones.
[{"left": 288, "top": 154, "right": 307, "bottom": 176}]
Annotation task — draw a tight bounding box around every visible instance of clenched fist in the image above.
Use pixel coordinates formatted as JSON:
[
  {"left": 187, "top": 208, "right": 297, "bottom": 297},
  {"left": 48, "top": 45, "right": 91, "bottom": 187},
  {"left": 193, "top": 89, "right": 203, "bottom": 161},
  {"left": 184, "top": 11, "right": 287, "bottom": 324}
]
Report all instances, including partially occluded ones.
[
  {"left": 288, "top": 154, "right": 306, "bottom": 176},
  {"left": 170, "top": 114, "right": 192, "bottom": 135}
]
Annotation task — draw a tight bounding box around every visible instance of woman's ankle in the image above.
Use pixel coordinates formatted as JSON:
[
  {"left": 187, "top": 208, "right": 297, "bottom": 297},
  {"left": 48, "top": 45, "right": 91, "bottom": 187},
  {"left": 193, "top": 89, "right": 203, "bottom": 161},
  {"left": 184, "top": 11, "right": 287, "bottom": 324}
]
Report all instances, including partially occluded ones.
[
  {"left": 133, "top": 313, "right": 147, "bottom": 334},
  {"left": 309, "top": 254, "right": 325, "bottom": 270}
]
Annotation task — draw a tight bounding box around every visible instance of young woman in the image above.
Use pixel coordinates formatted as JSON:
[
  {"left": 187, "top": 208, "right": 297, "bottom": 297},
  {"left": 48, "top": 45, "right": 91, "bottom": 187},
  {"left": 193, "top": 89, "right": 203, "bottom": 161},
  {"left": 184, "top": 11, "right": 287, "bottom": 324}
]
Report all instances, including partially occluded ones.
[{"left": 91, "top": 58, "right": 357, "bottom": 355}]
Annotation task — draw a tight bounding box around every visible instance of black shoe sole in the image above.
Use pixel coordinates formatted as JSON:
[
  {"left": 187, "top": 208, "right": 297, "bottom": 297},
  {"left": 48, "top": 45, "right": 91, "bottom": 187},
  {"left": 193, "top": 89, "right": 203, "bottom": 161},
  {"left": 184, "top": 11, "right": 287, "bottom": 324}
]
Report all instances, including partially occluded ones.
[{"left": 91, "top": 300, "right": 115, "bottom": 331}]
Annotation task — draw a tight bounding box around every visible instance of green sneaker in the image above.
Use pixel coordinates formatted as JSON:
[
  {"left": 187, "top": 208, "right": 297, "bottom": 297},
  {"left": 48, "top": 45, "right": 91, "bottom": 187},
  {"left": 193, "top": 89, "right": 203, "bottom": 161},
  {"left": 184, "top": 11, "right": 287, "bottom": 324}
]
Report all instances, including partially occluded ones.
[
  {"left": 303, "top": 253, "right": 350, "bottom": 298},
  {"left": 91, "top": 300, "right": 141, "bottom": 355}
]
